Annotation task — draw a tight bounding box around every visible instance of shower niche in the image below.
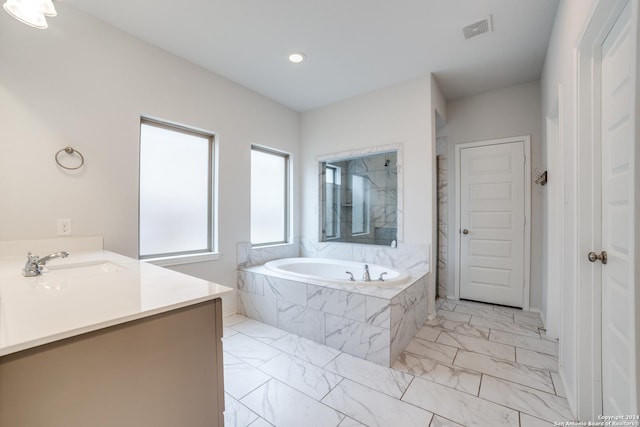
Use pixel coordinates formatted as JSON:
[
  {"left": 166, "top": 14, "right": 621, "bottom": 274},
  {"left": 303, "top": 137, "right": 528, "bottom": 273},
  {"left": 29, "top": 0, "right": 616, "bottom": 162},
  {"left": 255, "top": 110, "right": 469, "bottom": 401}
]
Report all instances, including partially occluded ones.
[{"left": 319, "top": 148, "right": 400, "bottom": 246}]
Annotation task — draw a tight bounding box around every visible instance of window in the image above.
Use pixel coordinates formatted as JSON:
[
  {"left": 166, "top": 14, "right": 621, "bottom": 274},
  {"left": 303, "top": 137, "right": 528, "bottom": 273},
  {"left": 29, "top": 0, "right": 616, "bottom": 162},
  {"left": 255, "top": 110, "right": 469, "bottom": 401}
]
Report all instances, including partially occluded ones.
[
  {"left": 251, "top": 146, "right": 289, "bottom": 246},
  {"left": 324, "top": 164, "right": 341, "bottom": 239},
  {"left": 351, "top": 174, "right": 369, "bottom": 235},
  {"left": 139, "top": 118, "right": 215, "bottom": 259}
]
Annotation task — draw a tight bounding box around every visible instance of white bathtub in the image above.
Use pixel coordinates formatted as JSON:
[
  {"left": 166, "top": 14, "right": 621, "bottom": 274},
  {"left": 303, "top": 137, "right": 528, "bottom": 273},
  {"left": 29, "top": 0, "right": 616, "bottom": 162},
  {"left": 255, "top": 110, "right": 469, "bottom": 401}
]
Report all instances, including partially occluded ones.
[{"left": 264, "top": 257, "right": 410, "bottom": 286}]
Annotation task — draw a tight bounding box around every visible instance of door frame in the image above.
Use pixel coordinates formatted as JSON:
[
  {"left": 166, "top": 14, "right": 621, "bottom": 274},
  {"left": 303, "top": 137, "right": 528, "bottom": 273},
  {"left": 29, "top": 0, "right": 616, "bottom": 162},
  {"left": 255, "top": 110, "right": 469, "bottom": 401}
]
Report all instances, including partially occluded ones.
[
  {"left": 544, "top": 85, "right": 564, "bottom": 340},
  {"left": 454, "top": 135, "right": 532, "bottom": 310},
  {"left": 575, "top": 0, "right": 638, "bottom": 417}
]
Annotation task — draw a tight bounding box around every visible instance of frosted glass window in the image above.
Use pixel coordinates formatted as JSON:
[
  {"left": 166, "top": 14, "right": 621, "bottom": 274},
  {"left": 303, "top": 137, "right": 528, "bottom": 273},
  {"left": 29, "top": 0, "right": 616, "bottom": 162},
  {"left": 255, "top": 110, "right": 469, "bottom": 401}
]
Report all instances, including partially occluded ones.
[
  {"left": 352, "top": 174, "right": 368, "bottom": 234},
  {"left": 251, "top": 146, "right": 289, "bottom": 245},
  {"left": 139, "top": 120, "right": 214, "bottom": 258}
]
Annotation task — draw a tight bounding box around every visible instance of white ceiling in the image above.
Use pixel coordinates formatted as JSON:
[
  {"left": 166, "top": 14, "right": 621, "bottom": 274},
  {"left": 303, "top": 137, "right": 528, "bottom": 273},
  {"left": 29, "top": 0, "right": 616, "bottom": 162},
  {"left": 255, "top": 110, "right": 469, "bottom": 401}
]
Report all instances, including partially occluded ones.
[{"left": 63, "top": 0, "right": 559, "bottom": 112}]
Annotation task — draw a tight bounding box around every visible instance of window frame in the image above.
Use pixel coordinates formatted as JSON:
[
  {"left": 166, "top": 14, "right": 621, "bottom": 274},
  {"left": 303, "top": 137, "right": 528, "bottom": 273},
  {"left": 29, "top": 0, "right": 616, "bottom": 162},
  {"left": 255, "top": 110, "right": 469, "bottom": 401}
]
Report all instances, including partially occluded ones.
[
  {"left": 138, "top": 117, "right": 218, "bottom": 263},
  {"left": 250, "top": 144, "right": 291, "bottom": 247}
]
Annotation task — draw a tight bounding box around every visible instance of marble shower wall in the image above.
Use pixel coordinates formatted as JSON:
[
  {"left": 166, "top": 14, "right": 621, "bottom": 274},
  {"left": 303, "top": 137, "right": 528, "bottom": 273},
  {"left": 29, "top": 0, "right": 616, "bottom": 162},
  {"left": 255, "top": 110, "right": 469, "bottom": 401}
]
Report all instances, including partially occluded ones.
[{"left": 436, "top": 137, "right": 448, "bottom": 298}]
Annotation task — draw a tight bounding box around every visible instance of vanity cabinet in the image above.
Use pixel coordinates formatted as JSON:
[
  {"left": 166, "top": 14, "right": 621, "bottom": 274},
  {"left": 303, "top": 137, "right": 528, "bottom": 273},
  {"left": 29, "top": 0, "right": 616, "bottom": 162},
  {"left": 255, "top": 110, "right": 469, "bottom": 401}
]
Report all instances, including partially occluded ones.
[{"left": 0, "top": 298, "right": 225, "bottom": 427}]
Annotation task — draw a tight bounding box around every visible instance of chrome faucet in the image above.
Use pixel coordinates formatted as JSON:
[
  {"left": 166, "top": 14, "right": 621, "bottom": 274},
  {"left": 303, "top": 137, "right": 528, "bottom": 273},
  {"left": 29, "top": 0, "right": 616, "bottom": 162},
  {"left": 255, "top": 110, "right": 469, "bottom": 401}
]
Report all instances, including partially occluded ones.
[
  {"left": 345, "top": 271, "right": 355, "bottom": 281},
  {"left": 363, "top": 264, "right": 371, "bottom": 282},
  {"left": 22, "top": 251, "right": 69, "bottom": 277}
]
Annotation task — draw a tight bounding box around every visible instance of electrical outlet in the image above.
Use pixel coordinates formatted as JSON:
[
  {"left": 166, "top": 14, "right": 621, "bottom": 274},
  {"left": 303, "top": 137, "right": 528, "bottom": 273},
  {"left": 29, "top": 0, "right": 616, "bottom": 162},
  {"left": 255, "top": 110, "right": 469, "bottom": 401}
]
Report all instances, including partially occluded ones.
[{"left": 57, "top": 218, "right": 72, "bottom": 236}]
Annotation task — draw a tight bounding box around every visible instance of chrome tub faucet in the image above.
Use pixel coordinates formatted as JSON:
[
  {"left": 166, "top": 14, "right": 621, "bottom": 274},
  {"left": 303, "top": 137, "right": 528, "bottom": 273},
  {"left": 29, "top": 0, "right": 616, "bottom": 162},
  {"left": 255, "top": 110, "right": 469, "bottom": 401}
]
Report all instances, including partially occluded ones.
[{"left": 363, "top": 264, "right": 371, "bottom": 282}]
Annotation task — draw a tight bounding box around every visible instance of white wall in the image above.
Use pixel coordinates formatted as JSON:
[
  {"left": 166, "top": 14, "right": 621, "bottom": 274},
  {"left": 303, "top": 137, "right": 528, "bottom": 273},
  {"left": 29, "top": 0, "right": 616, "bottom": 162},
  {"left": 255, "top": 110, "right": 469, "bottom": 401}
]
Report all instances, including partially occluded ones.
[
  {"left": 437, "top": 81, "right": 543, "bottom": 309},
  {"left": 0, "top": 5, "right": 300, "bottom": 314},
  {"left": 540, "top": 0, "right": 599, "bottom": 416},
  {"left": 300, "top": 76, "right": 434, "bottom": 248}
]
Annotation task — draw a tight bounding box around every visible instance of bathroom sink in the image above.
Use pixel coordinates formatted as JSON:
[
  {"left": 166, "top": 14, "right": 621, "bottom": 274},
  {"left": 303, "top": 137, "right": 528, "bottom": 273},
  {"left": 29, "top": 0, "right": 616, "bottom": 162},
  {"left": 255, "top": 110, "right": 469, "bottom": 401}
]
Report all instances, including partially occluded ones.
[{"left": 46, "top": 260, "right": 124, "bottom": 274}]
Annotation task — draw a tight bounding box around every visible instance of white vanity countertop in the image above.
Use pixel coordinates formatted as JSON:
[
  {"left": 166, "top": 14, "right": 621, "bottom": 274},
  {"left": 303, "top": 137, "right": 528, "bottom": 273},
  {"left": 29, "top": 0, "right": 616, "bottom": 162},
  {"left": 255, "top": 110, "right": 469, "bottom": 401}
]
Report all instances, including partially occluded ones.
[{"left": 0, "top": 250, "right": 233, "bottom": 357}]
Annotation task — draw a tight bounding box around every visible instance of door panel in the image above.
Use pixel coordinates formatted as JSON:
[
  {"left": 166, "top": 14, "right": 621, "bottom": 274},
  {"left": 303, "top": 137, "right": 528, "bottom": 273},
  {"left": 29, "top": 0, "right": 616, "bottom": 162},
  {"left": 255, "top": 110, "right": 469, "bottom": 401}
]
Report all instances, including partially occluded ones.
[
  {"left": 600, "top": 1, "right": 635, "bottom": 414},
  {"left": 459, "top": 141, "right": 525, "bottom": 307}
]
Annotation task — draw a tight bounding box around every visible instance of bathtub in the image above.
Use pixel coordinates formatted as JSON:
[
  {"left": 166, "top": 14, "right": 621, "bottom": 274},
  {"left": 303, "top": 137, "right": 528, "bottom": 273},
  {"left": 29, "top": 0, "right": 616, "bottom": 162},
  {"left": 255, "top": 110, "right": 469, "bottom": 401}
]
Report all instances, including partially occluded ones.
[
  {"left": 238, "top": 256, "right": 430, "bottom": 366},
  {"left": 264, "top": 257, "right": 410, "bottom": 286}
]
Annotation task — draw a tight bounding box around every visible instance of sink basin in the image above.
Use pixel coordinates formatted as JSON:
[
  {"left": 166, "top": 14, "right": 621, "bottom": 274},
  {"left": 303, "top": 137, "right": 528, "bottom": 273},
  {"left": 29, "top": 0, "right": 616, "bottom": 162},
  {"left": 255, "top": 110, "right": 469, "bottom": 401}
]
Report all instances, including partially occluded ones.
[{"left": 46, "top": 260, "right": 124, "bottom": 274}]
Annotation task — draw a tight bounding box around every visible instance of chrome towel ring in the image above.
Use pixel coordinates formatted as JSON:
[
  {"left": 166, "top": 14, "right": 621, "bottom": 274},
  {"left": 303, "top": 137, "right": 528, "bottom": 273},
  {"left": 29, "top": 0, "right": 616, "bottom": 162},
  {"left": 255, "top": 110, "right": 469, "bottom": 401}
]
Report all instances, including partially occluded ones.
[{"left": 55, "top": 147, "right": 85, "bottom": 170}]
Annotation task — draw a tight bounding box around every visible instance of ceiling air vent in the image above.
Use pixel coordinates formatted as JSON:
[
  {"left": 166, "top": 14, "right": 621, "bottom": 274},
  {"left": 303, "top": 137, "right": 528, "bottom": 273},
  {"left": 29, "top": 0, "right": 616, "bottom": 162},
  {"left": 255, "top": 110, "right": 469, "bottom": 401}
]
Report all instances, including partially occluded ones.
[{"left": 462, "top": 15, "right": 493, "bottom": 40}]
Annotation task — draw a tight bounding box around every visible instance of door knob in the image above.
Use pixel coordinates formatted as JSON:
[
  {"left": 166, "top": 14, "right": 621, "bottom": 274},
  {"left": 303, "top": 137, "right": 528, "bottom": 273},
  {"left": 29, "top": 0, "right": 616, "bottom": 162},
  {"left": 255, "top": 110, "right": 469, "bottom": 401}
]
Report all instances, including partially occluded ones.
[
  {"left": 462, "top": 229, "right": 469, "bottom": 235},
  {"left": 587, "top": 251, "right": 608, "bottom": 265}
]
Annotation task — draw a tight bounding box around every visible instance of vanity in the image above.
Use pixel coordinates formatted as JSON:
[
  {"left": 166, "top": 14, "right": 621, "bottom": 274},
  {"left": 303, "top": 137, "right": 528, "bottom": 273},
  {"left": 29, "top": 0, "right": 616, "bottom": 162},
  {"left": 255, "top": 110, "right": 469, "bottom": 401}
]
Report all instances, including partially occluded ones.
[{"left": 0, "top": 237, "right": 233, "bottom": 427}]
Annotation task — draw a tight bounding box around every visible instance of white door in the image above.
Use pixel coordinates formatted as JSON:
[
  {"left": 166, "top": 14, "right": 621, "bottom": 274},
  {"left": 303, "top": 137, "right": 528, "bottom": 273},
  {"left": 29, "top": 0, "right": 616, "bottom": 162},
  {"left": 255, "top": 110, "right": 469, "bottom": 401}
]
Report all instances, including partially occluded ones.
[
  {"left": 458, "top": 139, "right": 527, "bottom": 307},
  {"left": 599, "top": 1, "right": 636, "bottom": 414}
]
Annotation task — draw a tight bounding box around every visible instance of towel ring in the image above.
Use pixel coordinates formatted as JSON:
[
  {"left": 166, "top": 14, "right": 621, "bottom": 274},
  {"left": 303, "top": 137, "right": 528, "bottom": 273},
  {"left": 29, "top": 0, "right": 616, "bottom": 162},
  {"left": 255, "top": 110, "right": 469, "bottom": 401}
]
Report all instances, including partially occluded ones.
[{"left": 55, "top": 147, "right": 85, "bottom": 170}]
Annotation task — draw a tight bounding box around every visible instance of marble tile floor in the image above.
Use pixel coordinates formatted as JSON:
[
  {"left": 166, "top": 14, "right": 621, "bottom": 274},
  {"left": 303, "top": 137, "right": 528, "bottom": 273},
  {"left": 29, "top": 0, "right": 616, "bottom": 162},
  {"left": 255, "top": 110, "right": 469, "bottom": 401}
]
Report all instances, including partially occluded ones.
[{"left": 222, "top": 298, "right": 573, "bottom": 427}]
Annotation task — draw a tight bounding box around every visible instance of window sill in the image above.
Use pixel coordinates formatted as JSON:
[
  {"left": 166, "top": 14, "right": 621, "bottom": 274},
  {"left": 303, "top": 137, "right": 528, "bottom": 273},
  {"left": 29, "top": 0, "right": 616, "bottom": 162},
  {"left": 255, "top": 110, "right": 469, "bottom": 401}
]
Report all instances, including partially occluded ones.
[
  {"left": 143, "top": 252, "right": 220, "bottom": 267},
  {"left": 250, "top": 242, "right": 293, "bottom": 249}
]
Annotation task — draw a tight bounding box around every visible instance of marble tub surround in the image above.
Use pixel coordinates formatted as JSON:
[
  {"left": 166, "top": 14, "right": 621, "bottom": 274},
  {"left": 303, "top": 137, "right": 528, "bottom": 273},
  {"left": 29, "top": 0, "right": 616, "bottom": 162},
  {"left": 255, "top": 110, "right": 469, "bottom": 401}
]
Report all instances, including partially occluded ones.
[
  {"left": 300, "top": 238, "right": 429, "bottom": 277},
  {"left": 222, "top": 301, "right": 573, "bottom": 427},
  {"left": 237, "top": 263, "right": 429, "bottom": 366},
  {"left": 237, "top": 240, "right": 300, "bottom": 268}
]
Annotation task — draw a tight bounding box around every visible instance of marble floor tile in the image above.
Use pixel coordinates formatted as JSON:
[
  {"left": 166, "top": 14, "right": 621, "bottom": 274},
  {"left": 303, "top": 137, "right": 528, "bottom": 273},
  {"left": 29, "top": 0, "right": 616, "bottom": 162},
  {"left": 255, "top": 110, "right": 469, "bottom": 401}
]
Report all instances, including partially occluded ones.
[
  {"left": 440, "top": 300, "right": 457, "bottom": 311},
  {"left": 338, "top": 416, "right": 368, "bottom": 427},
  {"left": 415, "top": 325, "right": 442, "bottom": 342},
  {"left": 402, "top": 376, "right": 519, "bottom": 427},
  {"left": 493, "top": 305, "right": 542, "bottom": 319},
  {"left": 480, "top": 375, "right": 574, "bottom": 422},
  {"left": 223, "top": 333, "right": 283, "bottom": 367},
  {"left": 520, "top": 413, "right": 556, "bottom": 427},
  {"left": 436, "top": 309, "right": 472, "bottom": 323},
  {"left": 453, "top": 299, "right": 497, "bottom": 310},
  {"left": 454, "top": 350, "right": 555, "bottom": 393},
  {"left": 514, "top": 313, "right": 545, "bottom": 328},
  {"left": 223, "top": 326, "right": 239, "bottom": 338},
  {"left": 454, "top": 304, "right": 515, "bottom": 323},
  {"left": 242, "top": 379, "right": 345, "bottom": 427},
  {"left": 470, "top": 316, "right": 540, "bottom": 338},
  {"left": 259, "top": 353, "right": 343, "bottom": 400},
  {"left": 224, "top": 393, "right": 259, "bottom": 427},
  {"left": 248, "top": 417, "right": 273, "bottom": 427},
  {"left": 271, "top": 332, "right": 341, "bottom": 367},
  {"left": 223, "top": 353, "right": 272, "bottom": 399},
  {"left": 426, "top": 317, "right": 491, "bottom": 339},
  {"left": 489, "top": 330, "right": 559, "bottom": 356},
  {"left": 224, "top": 313, "right": 249, "bottom": 327},
  {"left": 322, "top": 379, "right": 433, "bottom": 427},
  {"left": 430, "top": 415, "right": 465, "bottom": 427},
  {"left": 392, "top": 351, "right": 481, "bottom": 395},
  {"left": 231, "top": 318, "right": 289, "bottom": 344},
  {"left": 550, "top": 372, "right": 567, "bottom": 398},
  {"left": 404, "top": 337, "right": 459, "bottom": 364},
  {"left": 225, "top": 301, "right": 574, "bottom": 426},
  {"left": 437, "top": 331, "right": 516, "bottom": 362},
  {"left": 324, "top": 352, "right": 413, "bottom": 399},
  {"left": 516, "top": 348, "right": 559, "bottom": 372}
]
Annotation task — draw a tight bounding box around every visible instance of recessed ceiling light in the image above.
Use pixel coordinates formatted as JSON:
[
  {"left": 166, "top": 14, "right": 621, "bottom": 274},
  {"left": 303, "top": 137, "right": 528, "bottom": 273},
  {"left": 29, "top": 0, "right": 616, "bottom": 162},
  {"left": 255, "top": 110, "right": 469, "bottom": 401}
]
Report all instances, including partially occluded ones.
[{"left": 288, "top": 52, "right": 306, "bottom": 63}]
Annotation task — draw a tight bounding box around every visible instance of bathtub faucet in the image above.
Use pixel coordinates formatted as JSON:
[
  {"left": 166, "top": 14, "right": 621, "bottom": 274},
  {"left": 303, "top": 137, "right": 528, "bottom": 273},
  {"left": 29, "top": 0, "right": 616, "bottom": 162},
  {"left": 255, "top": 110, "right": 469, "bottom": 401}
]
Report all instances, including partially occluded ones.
[
  {"left": 363, "top": 265, "right": 371, "bottom": 282},
  {"left": 345, "top": 271, "right": 355, "bottom": 281}
]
